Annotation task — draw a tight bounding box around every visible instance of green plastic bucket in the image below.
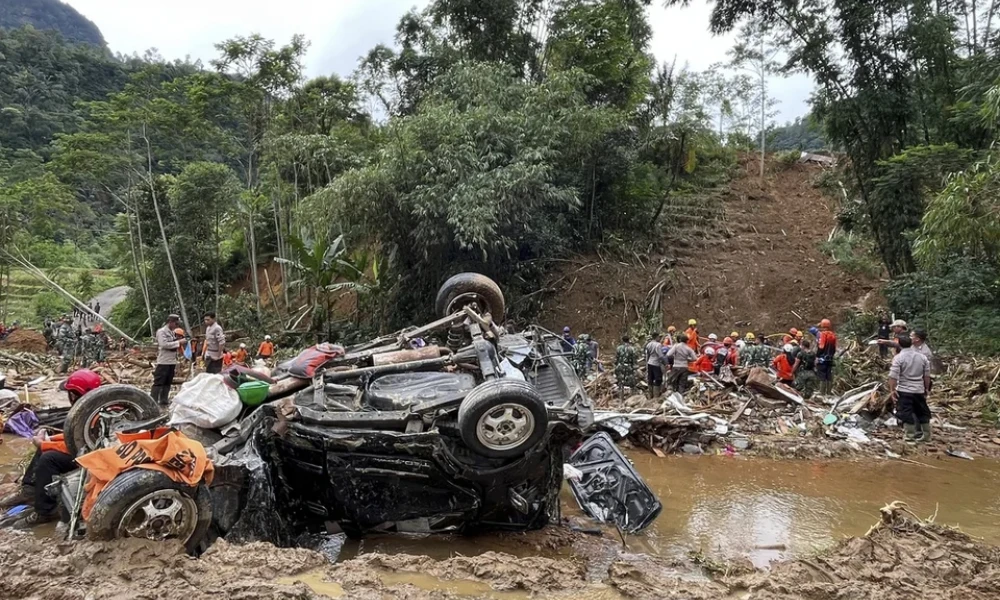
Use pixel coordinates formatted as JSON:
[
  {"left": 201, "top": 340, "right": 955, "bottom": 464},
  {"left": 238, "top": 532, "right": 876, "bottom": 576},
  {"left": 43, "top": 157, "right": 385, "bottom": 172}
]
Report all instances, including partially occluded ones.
[{"left": 238, "top": 380, "right": 270, "bottom": 407}]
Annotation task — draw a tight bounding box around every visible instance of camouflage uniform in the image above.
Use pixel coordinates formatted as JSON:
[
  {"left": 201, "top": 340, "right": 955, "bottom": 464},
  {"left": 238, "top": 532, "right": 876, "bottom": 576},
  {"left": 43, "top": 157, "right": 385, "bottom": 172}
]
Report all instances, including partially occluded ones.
[
  {"left": 79, "top": 331, "right": 106, "bottom": 368},
  {"left": 614, "top": 341, "right": 639, "bottom": 390},
  {"left": 42, "top": 320, "right": 53, "bottom": 349},
  {"left": 571, "top": 334, "right": 592, "bottom": 377},
  {"left": 56, "top": 320, "right": 77, "bottom": 373},
  {"left": 739, "top": 343, "right": 770, "bottom": 368}
]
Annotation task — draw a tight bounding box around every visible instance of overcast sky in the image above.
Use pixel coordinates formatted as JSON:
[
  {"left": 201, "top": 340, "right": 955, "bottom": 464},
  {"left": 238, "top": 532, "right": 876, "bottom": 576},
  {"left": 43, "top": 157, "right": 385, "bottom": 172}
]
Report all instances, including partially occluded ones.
[{"left": 64, "top": 0, "right": 812, "bottom": 123}]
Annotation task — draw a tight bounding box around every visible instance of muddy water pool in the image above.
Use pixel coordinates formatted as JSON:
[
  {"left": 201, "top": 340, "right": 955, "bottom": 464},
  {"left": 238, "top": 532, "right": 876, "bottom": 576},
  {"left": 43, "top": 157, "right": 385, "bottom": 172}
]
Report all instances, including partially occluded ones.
[
  {"left": 342, "top": 454, "right": 1000, "bottom": 568},
  {"left": 5, "top": 431, "right": 999, "bottom": 569}
]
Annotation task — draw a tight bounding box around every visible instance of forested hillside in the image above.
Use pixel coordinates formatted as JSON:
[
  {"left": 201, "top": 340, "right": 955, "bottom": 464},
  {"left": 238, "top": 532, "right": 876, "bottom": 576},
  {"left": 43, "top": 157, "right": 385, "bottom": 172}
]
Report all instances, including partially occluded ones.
[
  {"left": 668, "top": 0, "right": 1000, "bottom": 353},
  {"left": 0, "top": 0, "right": 105, "bottom": 46},
  {"left": 1, "top": 0, "right": 998, "bottom": 353}
]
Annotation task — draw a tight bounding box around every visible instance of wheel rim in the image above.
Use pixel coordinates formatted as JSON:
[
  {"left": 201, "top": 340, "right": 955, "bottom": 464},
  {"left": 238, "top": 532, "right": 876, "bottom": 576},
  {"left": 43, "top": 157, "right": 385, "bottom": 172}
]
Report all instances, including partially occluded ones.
[
  {"left": 84, "top": 400, "right": 147, "bottom": 452},
  {"left": 447, "top": 292, "right": 490, "bottom": 315},
  {"left": 476, "top": 403, "right": 535, "bottom": 451},
  {"left": 117, "top": 489, "right": 198, "bottom": 543}
]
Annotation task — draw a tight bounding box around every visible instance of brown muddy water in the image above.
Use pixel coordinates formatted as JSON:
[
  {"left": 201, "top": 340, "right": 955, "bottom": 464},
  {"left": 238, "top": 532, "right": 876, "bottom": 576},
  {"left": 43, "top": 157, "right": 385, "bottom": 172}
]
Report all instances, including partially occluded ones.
[
  {"left": 4, "top": 433, "right": 1000, "bottom": 570},
  {"left": 341, "top": 453, "right": 1000, "bottom": 568}
]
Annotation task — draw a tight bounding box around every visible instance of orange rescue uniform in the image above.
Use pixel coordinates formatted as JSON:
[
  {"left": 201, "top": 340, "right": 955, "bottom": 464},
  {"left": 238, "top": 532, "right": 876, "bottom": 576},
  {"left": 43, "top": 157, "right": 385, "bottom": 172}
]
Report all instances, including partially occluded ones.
[
  {"left": 772, "top": 353, "right": 795, "bottom": 382},
  {"left": 685, "top": 327, "right": 699, "bottom": 352},
  {"left": 40, "top": 433, "right": 70, "bottom": 456},
  {"left": 257, "top": 340, "right": 274, "bottom": 358}
]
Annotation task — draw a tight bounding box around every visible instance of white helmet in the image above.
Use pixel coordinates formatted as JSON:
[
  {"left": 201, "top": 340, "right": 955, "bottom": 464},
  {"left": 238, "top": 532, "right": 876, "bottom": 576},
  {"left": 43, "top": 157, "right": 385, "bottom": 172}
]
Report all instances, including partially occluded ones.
[
  {"left": 265, "top": 335, "right": 271, "bottom": 340},
  {"left": 240, "top": 343, "right": 247, "bottom": 349},
  {"left": 708, "top": 333, "right": 718, "bottom": 341},
  {"left": 782, "top": 343, "right": 794, "bottom": 353},
  {"left": 705, "top": 346, "right": 716, "bottom": 356}
]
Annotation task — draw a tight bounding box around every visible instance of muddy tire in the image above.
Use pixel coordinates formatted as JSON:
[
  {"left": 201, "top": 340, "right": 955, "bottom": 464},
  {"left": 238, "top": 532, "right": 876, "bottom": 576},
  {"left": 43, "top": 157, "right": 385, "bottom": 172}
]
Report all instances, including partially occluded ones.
[
  {"left": 435, "top": 273, "right": 505, "bottom": 322},
  {"left": 87, "top": 468, "right": 212, "bottom": 555},
  {"left": 64, "top": 385, "right": 163, "bottom": 457},
  {"left": 458, "top": 380, "right": 547, "bottom": 459}
]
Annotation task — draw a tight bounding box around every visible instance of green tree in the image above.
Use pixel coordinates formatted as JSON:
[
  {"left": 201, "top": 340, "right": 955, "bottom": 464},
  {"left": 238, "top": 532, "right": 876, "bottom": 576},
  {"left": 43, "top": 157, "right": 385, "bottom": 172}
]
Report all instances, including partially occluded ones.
[{"left": 546, "top": 0, "right": 653, "bottom": 110}]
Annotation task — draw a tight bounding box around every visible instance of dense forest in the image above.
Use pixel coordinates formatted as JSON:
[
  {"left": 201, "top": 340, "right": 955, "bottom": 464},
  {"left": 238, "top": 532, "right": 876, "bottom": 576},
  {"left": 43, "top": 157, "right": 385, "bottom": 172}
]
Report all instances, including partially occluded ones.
[
  {"left": 1, "top": 0, "right": 999, "bottom": 353},
  {"left": 0, "top": 0, "right": 105, "bottom": 47}
]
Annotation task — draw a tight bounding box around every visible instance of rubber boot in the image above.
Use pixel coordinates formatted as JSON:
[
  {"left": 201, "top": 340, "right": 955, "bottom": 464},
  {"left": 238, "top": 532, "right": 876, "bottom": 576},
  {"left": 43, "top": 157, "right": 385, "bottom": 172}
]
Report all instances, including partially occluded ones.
[
  {"left": 903, "top": 423, "right": 918, "bottom": 444},
  {"left": 651, "top": 385, "right": 661, "bottom": 400},
  {"left": 917, "top": 422, "right": 932, "bottom": 443}
]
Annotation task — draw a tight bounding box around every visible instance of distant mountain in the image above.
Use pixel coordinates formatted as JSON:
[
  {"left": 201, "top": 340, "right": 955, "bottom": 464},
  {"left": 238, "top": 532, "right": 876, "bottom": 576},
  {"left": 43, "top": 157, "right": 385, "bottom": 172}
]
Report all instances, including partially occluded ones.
[{"left": 0, "top": 0, "right": 105, "bottom": 47}]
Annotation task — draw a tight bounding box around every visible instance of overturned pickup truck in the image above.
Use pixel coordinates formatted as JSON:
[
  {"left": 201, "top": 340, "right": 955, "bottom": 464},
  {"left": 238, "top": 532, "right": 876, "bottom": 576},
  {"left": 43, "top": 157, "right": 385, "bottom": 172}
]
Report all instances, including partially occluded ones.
[{"left": 56, "top": 274, "right": 660, "bottom": 552}]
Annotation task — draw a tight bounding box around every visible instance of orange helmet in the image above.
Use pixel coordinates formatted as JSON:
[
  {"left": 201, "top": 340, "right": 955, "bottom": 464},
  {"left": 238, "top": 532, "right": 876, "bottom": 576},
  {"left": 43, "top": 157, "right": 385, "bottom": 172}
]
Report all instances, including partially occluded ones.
[
  {"left": 820, "top": 318, "right": 832, "bottom": 329},
  {"left": 789, "top": 328, "right": 799, "bottom": 336},
  {"left": 174, "top": 328, "right": 185, "bottom": 337},
  {"left": 723, "top": 337, "right": 733, "bottom": 346}
]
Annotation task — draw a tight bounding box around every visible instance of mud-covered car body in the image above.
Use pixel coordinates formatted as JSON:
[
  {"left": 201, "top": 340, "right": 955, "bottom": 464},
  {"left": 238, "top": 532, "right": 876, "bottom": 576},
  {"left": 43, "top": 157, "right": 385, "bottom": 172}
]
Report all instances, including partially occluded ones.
[
  {"left": 206, "top": 327, "right": 594, "bottom": 541},
  {"left": 59, "top": 274, "right": 657, "bottom": 549}
]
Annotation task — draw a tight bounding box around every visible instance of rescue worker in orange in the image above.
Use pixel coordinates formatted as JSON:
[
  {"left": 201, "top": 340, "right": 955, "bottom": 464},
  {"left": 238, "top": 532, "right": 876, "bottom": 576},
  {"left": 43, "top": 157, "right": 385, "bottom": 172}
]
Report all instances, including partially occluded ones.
[
  {"left": 691, "top": 346, "right": 716, "bottom": 374},
  {"left": 816, "top": 318, "right": 838, "bottom": 396},
  {"left": 772, "top": 343, "right": 796, "bottom": 386},
  {"left": 257, "top": 335, "right": 275, "bottom": 362},
  {"left": 234, "top": 343, "right": 249, "bottom": 366},
  {"left": 0, "top": 369, "right": 103, "bottom": 528},
  {"left": 685, "top": 319, "right": 700, "bottom": 353},
  {"left": 222, "top": 350, "right": 234, "bottom": 368},
  {"left": 718, "top": 336, "right": 739, "bottom": 369}
]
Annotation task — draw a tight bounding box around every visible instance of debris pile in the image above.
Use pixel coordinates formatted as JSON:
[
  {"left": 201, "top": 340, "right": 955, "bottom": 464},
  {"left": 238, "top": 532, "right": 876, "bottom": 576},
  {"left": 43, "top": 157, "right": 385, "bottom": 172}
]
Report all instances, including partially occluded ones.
[
  {"left": 585, "top": 352, "right": 1000, "bottom": 459},
  {"left": 0, "top": 329, "right": 47, "bottom": 354}
]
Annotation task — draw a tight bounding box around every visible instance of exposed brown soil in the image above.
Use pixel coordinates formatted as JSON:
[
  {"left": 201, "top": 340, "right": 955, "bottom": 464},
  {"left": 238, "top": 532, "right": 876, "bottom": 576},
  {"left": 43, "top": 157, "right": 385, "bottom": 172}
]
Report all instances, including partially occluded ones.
[
  {"left": 538, "top": 156, "right": 881, "bottom": 341},
  {"left": 0, "top": 505, "right": 994, "bottom": 600},
  {"left": 0, "top": 329, "right": 49, "bottom": 354}
]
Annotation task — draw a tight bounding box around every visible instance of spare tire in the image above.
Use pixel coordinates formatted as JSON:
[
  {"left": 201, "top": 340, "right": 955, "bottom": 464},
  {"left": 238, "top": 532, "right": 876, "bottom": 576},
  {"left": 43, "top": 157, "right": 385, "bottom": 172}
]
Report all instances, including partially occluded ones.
[
  {"left": 435, "top": 273, "right": 505, "bottom": 322},
  {"left": 457, "top": 379, "right": 548, "bottom": 459},
  {"left": 87, "top": 468, "right": 212, "bottom": 555},
  {"left": 63, "top": 385, "right": 163, "bottom": 457}
]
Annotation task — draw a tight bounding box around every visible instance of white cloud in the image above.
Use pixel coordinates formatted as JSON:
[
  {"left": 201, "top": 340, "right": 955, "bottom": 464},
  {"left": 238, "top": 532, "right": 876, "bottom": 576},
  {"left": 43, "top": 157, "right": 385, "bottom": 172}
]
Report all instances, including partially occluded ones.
[{"left": 64, "top": 0, "right": 811, "bottom": 120}]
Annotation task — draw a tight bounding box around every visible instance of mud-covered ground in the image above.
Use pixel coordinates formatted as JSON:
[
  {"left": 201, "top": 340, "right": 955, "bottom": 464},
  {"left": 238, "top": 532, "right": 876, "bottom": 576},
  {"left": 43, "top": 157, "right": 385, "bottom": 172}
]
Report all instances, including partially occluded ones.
[{"left": 0, "top": 505, "right": 995, "bottom": 600}]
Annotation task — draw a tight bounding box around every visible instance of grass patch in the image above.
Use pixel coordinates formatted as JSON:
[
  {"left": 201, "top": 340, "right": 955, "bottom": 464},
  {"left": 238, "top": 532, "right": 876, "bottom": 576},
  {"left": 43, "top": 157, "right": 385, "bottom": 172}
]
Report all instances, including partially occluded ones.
[
  {"left": 819, "top": 233, "right": 883, "bottom": 278},
  {"left": 1, "top": 268, "right": 124, "bottom": 325}
]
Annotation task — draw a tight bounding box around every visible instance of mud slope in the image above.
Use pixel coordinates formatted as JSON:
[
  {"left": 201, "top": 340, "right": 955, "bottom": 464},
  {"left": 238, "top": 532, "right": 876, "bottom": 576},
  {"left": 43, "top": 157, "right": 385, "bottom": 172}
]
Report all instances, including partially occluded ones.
[{"left": 538, "top": 156, "right": 880, "bottom": 340}]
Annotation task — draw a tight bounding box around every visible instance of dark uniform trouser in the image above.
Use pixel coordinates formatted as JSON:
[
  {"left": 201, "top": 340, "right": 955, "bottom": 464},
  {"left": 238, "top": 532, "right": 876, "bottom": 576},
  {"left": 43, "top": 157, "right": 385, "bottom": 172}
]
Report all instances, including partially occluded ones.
[
  {"left": 22, "top": 450, "right": 76, "bottom": 516},
  {"left": 205, "top": 358, "right": 223, "bottom": 374},
  {"left": 896, "top": 392, "right": 931, "bottom": 426},
  {"left": 669, "top": 367, "right": 690, "bottom": 393},
  {"left": 647, "top": 364, "right": 663, "bottom": 387},
  {"left": 151, "top": 363, "right": 176, "bottom": 406}
]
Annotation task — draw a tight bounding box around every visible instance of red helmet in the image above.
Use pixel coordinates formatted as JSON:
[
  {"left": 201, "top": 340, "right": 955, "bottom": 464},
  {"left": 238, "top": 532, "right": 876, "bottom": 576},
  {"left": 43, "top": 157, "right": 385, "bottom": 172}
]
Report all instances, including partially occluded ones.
[{"left": 60, "top": 369, "right": 102, "bottom": 397}]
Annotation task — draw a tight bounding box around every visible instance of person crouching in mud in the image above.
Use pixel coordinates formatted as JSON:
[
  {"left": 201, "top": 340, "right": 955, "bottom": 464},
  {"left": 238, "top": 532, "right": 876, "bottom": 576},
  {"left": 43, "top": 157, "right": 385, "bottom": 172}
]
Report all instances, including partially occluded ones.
[{"left": 0, "top": 369, "right": 103, "bottom": 529}]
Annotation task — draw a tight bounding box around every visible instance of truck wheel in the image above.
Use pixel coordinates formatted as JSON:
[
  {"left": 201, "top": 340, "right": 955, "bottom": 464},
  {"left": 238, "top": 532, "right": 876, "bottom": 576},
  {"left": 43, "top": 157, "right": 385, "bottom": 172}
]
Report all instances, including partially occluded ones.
[
  {"left": 87, "top": 468, "right": 212, "bottom": 555},
  {"left": 458, "top": 380, "right": 547, "bottom": 459},
  {"left": 64, "top": 385, "right": 163, "bottom": 457},
  {"left": 435, "top": 273, "right": 505, "bottom": 322}
]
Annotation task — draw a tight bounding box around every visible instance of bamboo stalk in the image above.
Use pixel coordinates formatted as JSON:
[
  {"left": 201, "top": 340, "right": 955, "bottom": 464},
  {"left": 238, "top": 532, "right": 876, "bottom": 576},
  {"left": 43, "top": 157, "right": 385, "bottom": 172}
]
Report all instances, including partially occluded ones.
[{"left": 4, "top": 251, "right": 137, "bottom": 343}]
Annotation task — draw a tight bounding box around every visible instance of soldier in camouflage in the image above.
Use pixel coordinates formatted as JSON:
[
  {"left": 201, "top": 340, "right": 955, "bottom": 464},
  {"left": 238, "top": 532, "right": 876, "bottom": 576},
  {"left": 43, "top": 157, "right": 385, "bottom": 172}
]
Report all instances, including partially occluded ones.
[
  {"left": 79, "top": 328, "right": 96, "bottom": 368},
  {"left": 572, "top": 333, "right": 592, "bottom": 377},
  {"left": 79, "top": 326, "right": 107, "bottom": 368},
  {"left": 738, "top": 332, "right": 771, "bottom": 368},
  {"left": 614, "top": 335, "right": 639, "bottom": 396},
  {"left": 56, "top": 316, "right": 77, "bottom": 374}
]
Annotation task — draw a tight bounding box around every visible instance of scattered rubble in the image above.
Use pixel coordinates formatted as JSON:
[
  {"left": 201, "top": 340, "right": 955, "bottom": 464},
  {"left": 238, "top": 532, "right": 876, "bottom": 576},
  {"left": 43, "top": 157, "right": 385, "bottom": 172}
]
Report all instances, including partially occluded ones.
[{"left": 585, "top": 351, "right": 1000, "bottom": 461}]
